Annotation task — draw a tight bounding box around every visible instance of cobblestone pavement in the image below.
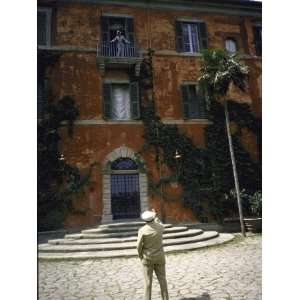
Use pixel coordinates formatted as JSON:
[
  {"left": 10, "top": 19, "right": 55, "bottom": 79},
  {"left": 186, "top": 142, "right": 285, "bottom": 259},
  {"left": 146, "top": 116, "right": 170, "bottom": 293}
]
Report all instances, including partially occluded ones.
[{"left": 38, "top": 235, "right": 261, "bottom": 300}]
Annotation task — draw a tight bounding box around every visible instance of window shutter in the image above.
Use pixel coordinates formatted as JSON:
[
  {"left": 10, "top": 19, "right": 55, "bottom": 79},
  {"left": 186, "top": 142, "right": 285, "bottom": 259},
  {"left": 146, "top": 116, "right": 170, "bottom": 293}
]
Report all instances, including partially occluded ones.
[
  {"left": 101, "top": 16, "right": 110, "bottom": 43},
  {"left": 37, "top": 79, "right": 49, "bottom": 118},
  {"left": 181, "top": 85, "right": 190, "bottom": 119},
  {"left": 125, "top": 18, "right": 134, "bottom": 44},
  {"left": 38, "top": 11, "right": 47, "bottom": 46},
  {"left": 253, "top": 26, "right": 261, "bottom": 42},
  {"left": 197, "top": 86, "right": 207, "bottom": 118},
  {"left": 102, "top": 83, "right": 112, "bottom": 119},
  {"left": 37, "top": 80, "right": 44, "bottom": 117},
  {"left": 198, "top": 22, "right": 208, "bottom": 49},
  {"left": 253, "top": 26, "right": 262, "bottom": 56},
  {"left": 130, "top": 82, "right": 140, "bottom": 119},
  {"left": 175, "top": 21, "right": 183, "bottom": 52}
]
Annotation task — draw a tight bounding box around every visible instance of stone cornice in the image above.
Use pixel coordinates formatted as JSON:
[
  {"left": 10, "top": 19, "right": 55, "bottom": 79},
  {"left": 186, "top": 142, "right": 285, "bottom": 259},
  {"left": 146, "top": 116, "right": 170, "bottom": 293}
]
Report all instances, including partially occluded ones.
[
  {"left": 40, "top": 0, "right": 262, "bottom": 17},
  {"left": 66, "top": 119, "right": 212, "bottom": 125}
]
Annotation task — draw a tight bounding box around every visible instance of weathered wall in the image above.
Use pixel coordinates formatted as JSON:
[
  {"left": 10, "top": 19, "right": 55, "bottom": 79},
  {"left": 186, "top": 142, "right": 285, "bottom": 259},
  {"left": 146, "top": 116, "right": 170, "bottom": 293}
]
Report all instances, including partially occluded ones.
[{"left": 41, "top": 2, "right": 261, "bottom": 227}]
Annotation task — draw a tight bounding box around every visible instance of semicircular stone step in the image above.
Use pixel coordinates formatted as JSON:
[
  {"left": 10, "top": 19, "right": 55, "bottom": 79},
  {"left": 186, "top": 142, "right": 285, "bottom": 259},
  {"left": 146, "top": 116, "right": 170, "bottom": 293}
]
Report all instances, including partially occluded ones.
[
  {"left": 48, "top": 229, "right": 204, "bottom": 245},
  {"left": 82, "top": 223, "right": 172, "bottom": 234},
  {"left": 38, "top": 233, "right": 235, "bottom": 260},
  {"left": 65, "top": 226, "right": 188, "bottom": 240},
  {"left": 99, "top": 221, "right": 147, "bottom": 228},
  {"left": 39, "top": 231, "right": 218, "bottom": 253}
]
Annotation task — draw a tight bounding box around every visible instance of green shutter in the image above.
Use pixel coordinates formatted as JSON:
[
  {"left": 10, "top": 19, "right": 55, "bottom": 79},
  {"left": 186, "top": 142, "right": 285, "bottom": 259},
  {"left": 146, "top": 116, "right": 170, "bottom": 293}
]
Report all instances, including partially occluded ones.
[
  {"left": 181, "top": 85, "right": 190, "bottom": 119},
  {"left": 175, "top": 21, "right": 183, "bottom": 52},
  {"left": 38, "top": 11, "right": 47, "bottom": 45},
  {"left": 102, "top": 83, "right": 112, "bottom": 119},
  {"left": 130, "top": 82, "right": 140, "bottom": 119},
  {"left": 101, "top": 16, "right": 109, "bottom": 42},
  {"left": 198, "top": 22, "right": 208, "bottom": 49},
  {"left": 37, "top": 79, "right": 49, "bottom": 118},
  {"left": 253, "top": 26, "right": 262, "bottom": 56},
  {"left": 197, "top": 85, "right": 207, "bottom": 118}
]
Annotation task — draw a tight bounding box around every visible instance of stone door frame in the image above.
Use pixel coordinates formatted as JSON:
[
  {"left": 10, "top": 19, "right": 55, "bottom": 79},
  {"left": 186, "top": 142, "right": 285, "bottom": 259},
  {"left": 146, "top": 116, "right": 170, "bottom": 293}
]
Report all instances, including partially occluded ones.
[{"left": 101, "top": 146, "right": 148, "bottom": 223}]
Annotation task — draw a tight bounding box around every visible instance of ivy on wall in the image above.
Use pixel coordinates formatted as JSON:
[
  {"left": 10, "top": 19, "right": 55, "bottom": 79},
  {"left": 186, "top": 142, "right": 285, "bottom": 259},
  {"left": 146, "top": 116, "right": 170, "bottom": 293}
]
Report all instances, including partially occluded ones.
[
  {"left": 139, "top": 50, "right": 211, "bottom": 219},
  {"left": 139, "top": 49, "right": 261, "bottom": 222},
  {"left": 38, "top": 95, "right": 95, "bottom": 231},
  {"left": 204, "top": 99, "right": 261, "bottom": 220}
]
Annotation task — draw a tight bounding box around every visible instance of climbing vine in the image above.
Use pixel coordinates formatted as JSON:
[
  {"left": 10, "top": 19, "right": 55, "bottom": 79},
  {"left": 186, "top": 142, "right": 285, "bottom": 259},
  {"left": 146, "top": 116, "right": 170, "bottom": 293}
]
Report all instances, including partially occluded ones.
[
  {"left": 139, "top": 49, "right": 261, "bottom": 222},
  {"left": 204, "top": 99, "right": 261, "bottom": 220},
  {"left": 139, "top": 50, "right": 211, "bottom": 219},
  {"left": 38, "top": 95, "right": 95, "bottom": 231}
]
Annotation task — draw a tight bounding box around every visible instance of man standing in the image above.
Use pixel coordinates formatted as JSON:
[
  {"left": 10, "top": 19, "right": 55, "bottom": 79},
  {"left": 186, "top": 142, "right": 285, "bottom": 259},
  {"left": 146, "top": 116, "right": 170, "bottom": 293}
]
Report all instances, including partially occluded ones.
[{"left": 137, "top": 210, "right": 169, "bottom": 300}]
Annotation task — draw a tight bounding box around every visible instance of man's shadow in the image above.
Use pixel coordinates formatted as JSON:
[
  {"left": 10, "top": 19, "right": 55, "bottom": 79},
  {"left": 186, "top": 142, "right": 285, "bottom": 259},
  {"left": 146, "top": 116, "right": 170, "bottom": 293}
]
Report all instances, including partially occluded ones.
[{"left": 179, "top": 292, "right": 211, "bottom": 300}]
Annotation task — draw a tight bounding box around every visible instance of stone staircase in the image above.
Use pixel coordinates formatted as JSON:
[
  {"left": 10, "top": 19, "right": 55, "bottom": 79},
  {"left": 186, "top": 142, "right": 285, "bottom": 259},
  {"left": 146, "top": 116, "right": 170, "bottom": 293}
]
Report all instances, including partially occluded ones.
[{"left": 38, "top": 221, "right": 234, "bottom": 260}]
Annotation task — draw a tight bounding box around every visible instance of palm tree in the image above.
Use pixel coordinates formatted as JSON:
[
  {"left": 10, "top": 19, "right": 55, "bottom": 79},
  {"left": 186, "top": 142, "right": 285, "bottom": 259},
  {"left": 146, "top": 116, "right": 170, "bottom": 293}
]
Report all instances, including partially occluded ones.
[{"left": 198, "top": 49, "right": 249, "bottom": 237}]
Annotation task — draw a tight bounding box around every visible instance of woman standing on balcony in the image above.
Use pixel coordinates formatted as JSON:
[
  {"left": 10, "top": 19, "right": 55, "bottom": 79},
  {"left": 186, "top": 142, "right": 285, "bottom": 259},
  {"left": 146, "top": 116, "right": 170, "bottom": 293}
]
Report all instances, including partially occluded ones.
[{"left": 110, "top": 30, "right": 130, "bottom": 56}]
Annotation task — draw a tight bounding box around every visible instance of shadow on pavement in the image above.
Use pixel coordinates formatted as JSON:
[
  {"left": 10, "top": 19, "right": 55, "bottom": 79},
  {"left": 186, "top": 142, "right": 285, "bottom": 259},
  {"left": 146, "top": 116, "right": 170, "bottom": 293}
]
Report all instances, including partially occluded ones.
[{"left": 179, "top": 292, "right": 211, "bottom": 300}]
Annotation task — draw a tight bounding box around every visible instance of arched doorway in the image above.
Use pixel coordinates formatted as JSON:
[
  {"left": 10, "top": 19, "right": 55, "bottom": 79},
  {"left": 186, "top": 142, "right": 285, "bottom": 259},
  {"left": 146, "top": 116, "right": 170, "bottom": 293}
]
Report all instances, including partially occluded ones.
[
  {"left": 111, "top": 158, "right": 140, "bottom": 219},
  {"left": 101, "top": 146, "right": 148, "bottom": 223}
]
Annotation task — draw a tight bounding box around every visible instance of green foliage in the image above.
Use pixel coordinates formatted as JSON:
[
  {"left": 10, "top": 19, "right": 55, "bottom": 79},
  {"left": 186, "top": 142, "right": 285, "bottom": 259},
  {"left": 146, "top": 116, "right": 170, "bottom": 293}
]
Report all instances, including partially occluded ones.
[
  {"left": 248, "top": 191, "right": 262, "bottom": 217},
  {"left": 200, "top": 49, "right": 261, "bottom": 220},
  {"left": 141, "top": 108, "right": 212, "bottom": 218},
  {"left": 199, "top": 49, "right": 249, "bottom": 100},
  {"left": 139, "top": 48, "right": 261, "bottom": 222},
  {"left": 139, "top": 50, "right": 211, "bottom": 219},
  {"left": 38, "top": 96, "right": 92, "bottom": 231}
]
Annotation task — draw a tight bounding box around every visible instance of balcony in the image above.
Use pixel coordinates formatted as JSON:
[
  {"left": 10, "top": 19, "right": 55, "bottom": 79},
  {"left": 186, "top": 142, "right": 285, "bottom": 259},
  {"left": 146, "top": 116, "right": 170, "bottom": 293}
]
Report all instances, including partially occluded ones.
[{"left": 96, "top": 41, "right": 143, "bottom": 76}]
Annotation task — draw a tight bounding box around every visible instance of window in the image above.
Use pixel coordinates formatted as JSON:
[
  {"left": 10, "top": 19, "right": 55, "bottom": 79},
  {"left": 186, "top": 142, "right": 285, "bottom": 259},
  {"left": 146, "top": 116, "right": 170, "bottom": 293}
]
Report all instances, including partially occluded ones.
[
  {"left": 253, "top": 26, "right": 262, "bottom": 56},
  {"left": 102, "top": 82, "right": 140, "bottom": 120},
  {"left": 111, "top": 158, "right": 138, "bottom": 170},
  {"left": 175, "top": 21, "right": 208, "bottom": 53},
  {"left": 225, "top": 38, "right": 237, "bottom": 54},
  {"left": 38, "top": 8, "right": 52, "bottom": 46},
  {"left": 181, "top": 84, "right": 207, "bottom": 119},
  {"left": 100, "top": 16, "right": 135, "bottom": 57},
  {"left": 101, "top": 16, "right": 134, "bottom": 43}
]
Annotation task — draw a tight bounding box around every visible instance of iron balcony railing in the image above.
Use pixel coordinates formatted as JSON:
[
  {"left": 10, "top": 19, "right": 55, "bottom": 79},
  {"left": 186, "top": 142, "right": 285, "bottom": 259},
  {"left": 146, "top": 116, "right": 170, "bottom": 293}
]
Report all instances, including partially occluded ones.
[{"left": 97, "top": 41, "right": 140, "bottom": 58}]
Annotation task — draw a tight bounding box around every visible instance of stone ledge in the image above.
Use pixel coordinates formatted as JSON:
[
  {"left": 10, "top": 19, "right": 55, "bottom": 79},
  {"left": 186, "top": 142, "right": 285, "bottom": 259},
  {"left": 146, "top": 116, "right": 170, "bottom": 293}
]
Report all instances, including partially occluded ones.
[{"left": 64, "top": 119, "right": 213, "bottom": 125}]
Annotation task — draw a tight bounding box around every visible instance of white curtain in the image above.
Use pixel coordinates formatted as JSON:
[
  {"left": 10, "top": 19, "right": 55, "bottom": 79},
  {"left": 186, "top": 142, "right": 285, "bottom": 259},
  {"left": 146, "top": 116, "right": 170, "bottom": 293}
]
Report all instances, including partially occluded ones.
[
  {"left": 182, "top": 23, "right": 199, "bottom": 53},
  {"left": 111, "top": 84, "right": 131, "bottom": 120}
]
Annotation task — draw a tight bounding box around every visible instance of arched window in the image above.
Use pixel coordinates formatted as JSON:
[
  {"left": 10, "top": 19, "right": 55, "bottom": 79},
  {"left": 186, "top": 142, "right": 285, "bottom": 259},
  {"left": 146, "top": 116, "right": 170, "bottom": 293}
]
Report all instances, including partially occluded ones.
[
  {"left": 111, "top": 158, "right": 138, "bottom": 170},
  {"left": 225, "top": 38, "right": 237, "bottom": 53}
]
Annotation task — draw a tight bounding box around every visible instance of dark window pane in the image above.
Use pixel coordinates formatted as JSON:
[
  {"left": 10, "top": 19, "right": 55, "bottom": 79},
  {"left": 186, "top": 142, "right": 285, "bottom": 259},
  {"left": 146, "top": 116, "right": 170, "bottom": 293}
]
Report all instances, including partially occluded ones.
[{"left": 111, "top": 158, "right": 138, "bottom": 170}]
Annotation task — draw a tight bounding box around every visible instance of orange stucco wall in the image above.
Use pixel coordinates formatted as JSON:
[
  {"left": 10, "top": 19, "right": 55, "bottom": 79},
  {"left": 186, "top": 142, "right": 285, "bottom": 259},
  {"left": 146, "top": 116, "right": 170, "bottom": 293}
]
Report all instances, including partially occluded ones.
[{"left": 40, "top": 1, "right": 261, "bottom": 227}]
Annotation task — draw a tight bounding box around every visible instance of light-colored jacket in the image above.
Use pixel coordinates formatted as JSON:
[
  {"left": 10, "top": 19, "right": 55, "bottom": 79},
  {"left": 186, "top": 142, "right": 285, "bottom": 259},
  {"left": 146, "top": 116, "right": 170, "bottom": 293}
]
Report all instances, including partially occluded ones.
[{"left": 137, "top": 219, "right": 165, "bottom": 264}]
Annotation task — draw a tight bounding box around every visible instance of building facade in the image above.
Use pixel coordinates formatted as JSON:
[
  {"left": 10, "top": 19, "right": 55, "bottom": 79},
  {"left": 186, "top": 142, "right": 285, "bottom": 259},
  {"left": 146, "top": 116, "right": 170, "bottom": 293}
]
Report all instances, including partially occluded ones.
[{"left": 38, "top": 0, "right": 262, "bottom": 228}]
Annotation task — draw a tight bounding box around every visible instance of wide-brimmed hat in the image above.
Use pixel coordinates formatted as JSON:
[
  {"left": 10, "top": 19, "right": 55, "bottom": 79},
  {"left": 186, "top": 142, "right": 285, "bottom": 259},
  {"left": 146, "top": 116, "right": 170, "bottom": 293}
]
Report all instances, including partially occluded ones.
[{"left": 141, "top": 210, "right": 156, "bottom": 222}]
